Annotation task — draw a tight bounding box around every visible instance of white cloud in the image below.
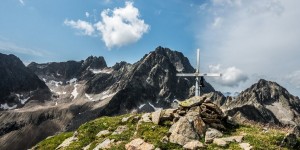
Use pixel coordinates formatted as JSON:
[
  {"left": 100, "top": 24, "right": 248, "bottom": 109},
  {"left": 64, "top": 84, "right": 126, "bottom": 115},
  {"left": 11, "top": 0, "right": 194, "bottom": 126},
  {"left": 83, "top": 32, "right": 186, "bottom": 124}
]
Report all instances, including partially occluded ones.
[
  {"left": 85, "top": 12, "right": 90, "bottom": 18},
  {"left": 95, "top": 1, "right": 150, "bottom": 49},
  {"left": 64, "top": 19, "right": 95, "bottom": 36},
  {"left": 286, "top": 70, "right": 300, "bottom": 89},
  {"left": 208, "top": 64, "right": 248, "bottom": 87},
  {"left": 19, "top": 0, "right": 25, "bottom": 5},
  {"left": 196, "top": 0, "right": 300, "bottom": 95}
]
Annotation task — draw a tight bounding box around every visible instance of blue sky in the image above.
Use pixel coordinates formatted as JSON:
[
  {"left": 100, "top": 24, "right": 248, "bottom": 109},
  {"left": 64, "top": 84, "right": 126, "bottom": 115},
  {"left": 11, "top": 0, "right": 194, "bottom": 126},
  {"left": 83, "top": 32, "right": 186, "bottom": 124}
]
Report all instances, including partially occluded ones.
[{"left": 1, "top": 0, "right": 300, "bottom": 96}]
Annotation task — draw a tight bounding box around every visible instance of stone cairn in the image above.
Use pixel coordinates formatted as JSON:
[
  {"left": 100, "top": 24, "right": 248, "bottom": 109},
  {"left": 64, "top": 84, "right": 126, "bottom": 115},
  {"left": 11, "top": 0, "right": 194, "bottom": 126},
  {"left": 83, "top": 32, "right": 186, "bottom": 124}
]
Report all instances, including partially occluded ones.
[{"left": 141, "top": 95, "right": 247, "bottom": 149}]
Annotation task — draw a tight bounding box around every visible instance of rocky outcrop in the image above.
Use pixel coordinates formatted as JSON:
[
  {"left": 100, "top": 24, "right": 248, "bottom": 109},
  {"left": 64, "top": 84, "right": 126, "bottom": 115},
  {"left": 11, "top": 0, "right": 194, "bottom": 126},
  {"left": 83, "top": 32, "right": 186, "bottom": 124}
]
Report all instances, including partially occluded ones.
[
  {"left": 223, "top": 79, "right": 300, "bottom": 126},
  {"left": 0, "top": 53, "right": 50, "bottom": 110}
]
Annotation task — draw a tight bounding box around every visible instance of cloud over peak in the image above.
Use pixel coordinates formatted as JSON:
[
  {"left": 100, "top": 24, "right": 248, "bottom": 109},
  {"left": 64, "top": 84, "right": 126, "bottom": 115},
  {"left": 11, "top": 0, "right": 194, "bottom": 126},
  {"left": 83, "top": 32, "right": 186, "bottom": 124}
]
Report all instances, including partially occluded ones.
[
  {"left": 95, "top": 2, "right": 150, "bottom": 49},
  {"left": 64, "top": 2, "right": 149, "bottom": 49},
  {"left": 208, "top": 64, "right": 248, "bottom": 87},
  {"left": 64, "top": 19, "right": 95, "bottom": 36}
]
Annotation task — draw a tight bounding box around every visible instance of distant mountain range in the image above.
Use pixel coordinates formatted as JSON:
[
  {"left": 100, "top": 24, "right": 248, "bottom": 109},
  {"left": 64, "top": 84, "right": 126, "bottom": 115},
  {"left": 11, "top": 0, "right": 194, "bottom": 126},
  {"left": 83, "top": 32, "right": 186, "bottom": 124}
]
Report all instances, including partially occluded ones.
[{"left": 0, "top": 46, "right": 299, "bottom": 150}]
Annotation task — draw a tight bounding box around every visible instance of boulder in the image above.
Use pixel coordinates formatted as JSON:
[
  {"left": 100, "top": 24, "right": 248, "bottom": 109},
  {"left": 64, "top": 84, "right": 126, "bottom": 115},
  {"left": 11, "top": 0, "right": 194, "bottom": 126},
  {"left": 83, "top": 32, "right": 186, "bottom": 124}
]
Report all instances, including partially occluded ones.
[
  {"left": 93, "top": 139, "right": 114, "bottom": 150},
  {"left": 125, "top": 138, "right": 155, "bottom": 150},
  {"left": 169, "top": 117, "right": 199, "bottom": 145},
  {"left": 112, "top": 126, "right": 128, "bottom": 135},
  {"left": 239, "top": 143, "right": 253, "bottom": 150},
  {"left": 152, "top": 109, "right": 162, "bottom": 124},
  {"left": 213, "top": 138, "right": 228, "bottom": 147},
  {"left": 141, "top": 113, "right": 152, "bottom": 122},
  {"left": 96, "top": 130, "right": 110, "bottom": 137},
  {"left": 183, "top": 140, "right": 205, "bottom": 150},
  {"left": 177, "top": 96, "right": 206, "bottom": 108},
  {"left": 205, "top": 128, "right": 223, "bottom": 143}
]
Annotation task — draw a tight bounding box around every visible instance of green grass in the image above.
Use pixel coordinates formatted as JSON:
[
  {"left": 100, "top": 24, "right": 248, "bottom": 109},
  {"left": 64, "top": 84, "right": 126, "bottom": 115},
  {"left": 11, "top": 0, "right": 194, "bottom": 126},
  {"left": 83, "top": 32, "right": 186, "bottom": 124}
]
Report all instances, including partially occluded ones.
[
  {"left": 34, "top": 132, "right": 73, "bottom": 150},
  {"left": 35, "top": 113, "right": 299, "bottom": 150}
]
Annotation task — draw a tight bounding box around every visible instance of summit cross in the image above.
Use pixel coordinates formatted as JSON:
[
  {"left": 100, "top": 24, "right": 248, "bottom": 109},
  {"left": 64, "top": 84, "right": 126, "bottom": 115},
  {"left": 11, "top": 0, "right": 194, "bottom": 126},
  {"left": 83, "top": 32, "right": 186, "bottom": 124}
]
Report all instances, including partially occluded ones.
[{"left": 176, "top": 49, "right": 222, "bottom": 96}]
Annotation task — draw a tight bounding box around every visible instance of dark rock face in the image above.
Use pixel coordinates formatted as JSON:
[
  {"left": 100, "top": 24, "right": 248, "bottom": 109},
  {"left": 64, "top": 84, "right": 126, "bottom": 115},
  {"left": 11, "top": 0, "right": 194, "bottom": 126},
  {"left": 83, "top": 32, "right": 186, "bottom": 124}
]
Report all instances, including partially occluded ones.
[
  {"left": 27, "top": 56, "right": 107, "bottom": 81},
  {"left": 224, "top": 79, "right": 300, "bottom": 126},
  {"left": 92, "top": 46, "right": 215, "bottom": 115},
  {"left": 0, "top": 53, "right": 50, "bottom": 109}
]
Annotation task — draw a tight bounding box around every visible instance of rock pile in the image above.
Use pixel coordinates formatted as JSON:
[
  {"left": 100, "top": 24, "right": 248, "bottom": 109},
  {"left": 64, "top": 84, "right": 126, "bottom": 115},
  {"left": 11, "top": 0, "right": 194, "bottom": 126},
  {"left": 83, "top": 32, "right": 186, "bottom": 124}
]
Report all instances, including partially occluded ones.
[{"left": 142, "top": 95, "right": 246, "bottom": 149}]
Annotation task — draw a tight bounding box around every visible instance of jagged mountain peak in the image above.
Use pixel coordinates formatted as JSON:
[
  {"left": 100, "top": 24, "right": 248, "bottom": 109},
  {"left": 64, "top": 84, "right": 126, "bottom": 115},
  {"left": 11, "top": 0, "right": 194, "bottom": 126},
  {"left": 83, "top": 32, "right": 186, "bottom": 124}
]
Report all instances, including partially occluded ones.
[
  {"left": 225, "top": 79, "right": 300, "bottom": 126},
  {"left": 83, "top": 56, "right": 107, "bottom": 69}
]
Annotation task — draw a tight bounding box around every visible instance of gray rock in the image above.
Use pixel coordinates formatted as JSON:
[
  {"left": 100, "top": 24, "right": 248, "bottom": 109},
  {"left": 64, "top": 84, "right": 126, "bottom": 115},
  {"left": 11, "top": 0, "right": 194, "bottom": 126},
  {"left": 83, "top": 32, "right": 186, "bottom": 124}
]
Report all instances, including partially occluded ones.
[
  {"left": 183, "top": 140, "right": 205, "bottom": 150},
  {"left": 205, "top": 128, "right": 223, "bottom": 143},
  {"left": 213, "top": 138, "right": 228, "bottom": 147},
  {"left": 93, "top": 139, "right": 114, "bottom": 150},
  {"left": 125, "top": 138, "right": 154, "bottom": 150},
  {"left": 239, "top": 143, "right": 253, "bottom": 150},
  {"left": 141, "top": 113, "right": 152, "bottom": 122},
  {"left": 112, "top": 126, "right": 128, "bottom": 135},
  {"left": 169, "top": 117, "right": 199, "bottom": 146},
  {"left": 96, "top": 130, "right": 110, "bottom": 137},
  {"left": 152, "top": 109, "right": 162, "bottom": 124}
]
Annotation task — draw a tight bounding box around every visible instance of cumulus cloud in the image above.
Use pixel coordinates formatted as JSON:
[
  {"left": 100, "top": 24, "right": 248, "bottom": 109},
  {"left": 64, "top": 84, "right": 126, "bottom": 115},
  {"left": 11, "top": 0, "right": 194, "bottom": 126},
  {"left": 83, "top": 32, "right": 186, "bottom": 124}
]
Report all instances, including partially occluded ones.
[
  {"left": 95, "top": 1, "right": 150, "bottom": 49},
  {"left": 286, "top": 70, "right": 300, "bottom": 88},
  {"left": 64, "top": 19, "right": 95, "bottom": 36},
  {"left": 208, "top": 64, "right": 248, "bottom": 87},
  {"left": 196, "top": 0, "right": 300, "bottom": 95}
]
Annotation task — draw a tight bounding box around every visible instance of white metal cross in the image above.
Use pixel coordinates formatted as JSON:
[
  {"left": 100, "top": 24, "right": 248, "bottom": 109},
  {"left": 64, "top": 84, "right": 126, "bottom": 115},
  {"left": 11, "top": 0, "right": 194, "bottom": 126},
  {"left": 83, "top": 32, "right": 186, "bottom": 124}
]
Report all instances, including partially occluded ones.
[{"left": 176, "top": 49, "right": 222, "bottom": 96}]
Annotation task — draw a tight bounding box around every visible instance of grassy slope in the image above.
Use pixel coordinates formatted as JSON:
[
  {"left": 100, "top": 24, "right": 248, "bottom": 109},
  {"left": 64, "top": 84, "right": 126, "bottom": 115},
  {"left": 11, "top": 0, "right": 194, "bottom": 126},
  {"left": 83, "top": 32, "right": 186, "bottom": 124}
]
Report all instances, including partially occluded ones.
[{"left": 35, "top": 114, "right": 294, "bottom": 150}]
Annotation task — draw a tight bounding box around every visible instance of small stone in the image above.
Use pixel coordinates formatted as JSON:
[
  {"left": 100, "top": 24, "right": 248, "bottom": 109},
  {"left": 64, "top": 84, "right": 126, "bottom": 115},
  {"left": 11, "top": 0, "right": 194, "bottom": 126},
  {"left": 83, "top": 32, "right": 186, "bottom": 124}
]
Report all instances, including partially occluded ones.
[
  {"left": 183, "top": 140, "right": 205, "bottom": 150},
  {"left": 152, "top": 109, "right": 162, "bottom": 124},
  {"left": 93, "top": 139, "right": 114, "bottom": 150},
  {"left": 161, "top": 109, "right": 176, "bottom": 120},
  {"left": 239, "top": 143, "right": 253, "bottom": 150},
  {"left": 205, "top": 128, "right": 223, "bottom": 143},
  {"left": 213, "top": 138, "right": 228, "bottom": 147},
  {"left": 125, "top": 138, "right": 155, "bottom": 150},
  {"left": 204, "top": 98, "right": 212, "bottom": 103},
  {"left": 96, "top": 130, "right": 110, "bottom": 137},
  {"left": 122, "top": 115, "right": 132, "bottom": 122},
  {"left": 112, "top": 126, "right": 128, "bottom": 135},
  {"left": 221, "top": 135, "right": 244, "bottom": 143},
  {"left": 141, "top": 113, "right": 152, "bottom": 122}
]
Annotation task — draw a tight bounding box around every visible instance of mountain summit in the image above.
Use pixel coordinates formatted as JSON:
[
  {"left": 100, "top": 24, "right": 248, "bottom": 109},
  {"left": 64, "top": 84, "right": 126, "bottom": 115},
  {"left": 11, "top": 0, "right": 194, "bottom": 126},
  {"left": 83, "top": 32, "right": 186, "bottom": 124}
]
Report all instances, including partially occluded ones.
[
  {"left": 0, "top": 53, "right": 50, "bottom": 110},
  {"left": 224, "top": 79, "right": 300, "bottom": 126}
]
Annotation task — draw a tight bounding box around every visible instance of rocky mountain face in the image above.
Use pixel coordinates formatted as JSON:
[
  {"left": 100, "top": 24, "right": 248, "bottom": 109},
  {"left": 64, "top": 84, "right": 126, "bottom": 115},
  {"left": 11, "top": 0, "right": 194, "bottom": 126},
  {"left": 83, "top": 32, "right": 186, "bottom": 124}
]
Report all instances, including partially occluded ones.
[
  {"left": 27, "top": 56, "right": 107, "bottom": 81},
  {"left": 0, "top": 46, "right": 217, "bottom": 150},
  {"left": 0, "top": 53, "right": 51, "bottom": 110},
  {"left": 223, "top": 79, "right": 300, "bottom": 126}
]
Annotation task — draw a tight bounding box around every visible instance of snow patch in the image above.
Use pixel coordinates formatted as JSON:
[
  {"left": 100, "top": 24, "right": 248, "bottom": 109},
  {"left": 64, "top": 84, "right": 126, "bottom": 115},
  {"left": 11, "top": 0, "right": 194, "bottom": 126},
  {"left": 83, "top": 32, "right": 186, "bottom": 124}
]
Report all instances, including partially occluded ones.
[
  {"left": 0, "top": 103, "right": 17, "bottom": 110},
  {"left": 67, "top": 78, "right": 77, "bottom": 84},
  {"left": 16, "top": 94, "right": 30, "bottom": 105},
  {"left": 42, "top": 78, "right": 47, "bottom": 82},
  {"left": 56, "top": 72, "right": 62, "bottom": 76},
  {"left": 148, "top": 102, "right": 162, "bottom": 111},
  {"left": 85, "top": 93, "right": 93, "bottom": 101},
  {"left": 49, "top": 80, "right": 63, "bottom": 86},
  {"left": 138, "top": 104, "right": 146, "bottom": 109},
  {"left": 71, "top": 84, "right": 79, "bottom": 99},
  {"left": 89, "top": 68, "right": 112, "bottom": 74}
]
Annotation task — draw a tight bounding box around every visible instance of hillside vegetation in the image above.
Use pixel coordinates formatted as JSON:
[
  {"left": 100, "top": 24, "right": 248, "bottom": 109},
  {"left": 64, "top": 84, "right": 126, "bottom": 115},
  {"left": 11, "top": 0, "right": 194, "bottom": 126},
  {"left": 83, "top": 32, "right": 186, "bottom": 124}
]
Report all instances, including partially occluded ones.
[{"left": 34, "top": 113, "right": 297, "bottom": 150}]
